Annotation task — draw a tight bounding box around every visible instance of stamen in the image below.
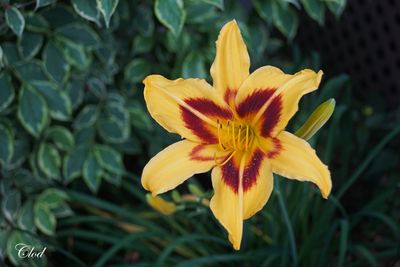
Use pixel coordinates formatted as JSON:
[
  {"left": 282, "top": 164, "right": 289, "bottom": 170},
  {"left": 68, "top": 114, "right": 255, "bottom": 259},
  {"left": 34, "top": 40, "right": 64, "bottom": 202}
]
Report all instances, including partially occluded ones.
[
  {"left": 237, "top": 125, "right": 242, "bottom": 150},
  {"left": 216, "top": 120, "right": 253, "bottom": 152},
  {"left": 214, "top": 151, "right": 236, "bottom": 166},
  {"left": 217, "top": 121, "right": 224, "bottom": 150},
  {"left": 232, "top": 121, "right": 236, "bottom": 150},
  {"left": 245, "top": 125, "right": 249, "bottom": 151}
]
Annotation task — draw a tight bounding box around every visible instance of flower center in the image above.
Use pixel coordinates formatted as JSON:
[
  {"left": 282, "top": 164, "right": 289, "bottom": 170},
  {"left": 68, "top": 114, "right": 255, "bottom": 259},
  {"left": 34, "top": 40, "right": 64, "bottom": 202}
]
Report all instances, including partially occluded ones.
[
  {"left": 216, "top": 120, "right": 254, "bottom": 152},
  {"left": 214, "top": 120, "right": 255, "bottom": 166}
]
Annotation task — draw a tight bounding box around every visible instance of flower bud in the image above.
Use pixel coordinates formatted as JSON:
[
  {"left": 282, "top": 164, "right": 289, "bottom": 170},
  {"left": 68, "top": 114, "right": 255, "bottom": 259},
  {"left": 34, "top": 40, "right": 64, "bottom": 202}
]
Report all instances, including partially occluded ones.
[
  {"left": 146, "top": 194, "right": 176, "bottom": 215},
  {"left": 295, "top": 99, "right": 336, "bottom": 140}
]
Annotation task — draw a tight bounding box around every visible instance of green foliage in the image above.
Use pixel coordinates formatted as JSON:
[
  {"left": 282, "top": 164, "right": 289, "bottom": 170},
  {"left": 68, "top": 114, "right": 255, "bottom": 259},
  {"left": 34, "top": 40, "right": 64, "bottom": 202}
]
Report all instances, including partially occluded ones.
[{"left": 1, "top": 0, "right": 398, "bottom": 267}]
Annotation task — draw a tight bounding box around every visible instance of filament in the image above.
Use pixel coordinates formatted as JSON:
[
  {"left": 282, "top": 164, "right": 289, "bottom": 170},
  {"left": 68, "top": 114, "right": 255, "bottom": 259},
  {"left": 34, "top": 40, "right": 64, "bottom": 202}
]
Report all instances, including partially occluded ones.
[{"left": 214, "top": 151, "right": 236, "bottom": 166}]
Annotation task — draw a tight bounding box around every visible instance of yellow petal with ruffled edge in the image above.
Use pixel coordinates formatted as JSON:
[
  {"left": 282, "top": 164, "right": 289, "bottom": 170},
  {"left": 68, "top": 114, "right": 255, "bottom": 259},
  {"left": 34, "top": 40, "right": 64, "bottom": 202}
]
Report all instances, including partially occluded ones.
[
  {"left": 253, "top": 69, "right": 323, "bottom": 137},
  {"left": 142, "top": 140, "right": 225, "bottom": 195},
  {"left": 210, "top": 20, "right": 250, "bottom": 106},
  {"left": 269, "top": 131, "right": 331, "bottom": 198},
  {"left": 243, "top": 158, "right": 274, "bottom": 220},
  {"left": 210, "top": 164, "right": 243, "bottom": 250},
  {"left": 143, "top": 75, "right": 232, "bottom": 143}
]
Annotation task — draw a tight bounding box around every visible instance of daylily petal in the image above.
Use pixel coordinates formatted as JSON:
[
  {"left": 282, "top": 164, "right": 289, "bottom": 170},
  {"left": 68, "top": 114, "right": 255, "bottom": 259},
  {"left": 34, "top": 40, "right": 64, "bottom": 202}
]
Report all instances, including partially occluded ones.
[
  {"left": 142, "top": 140, "right": 222, "bottom": 195},
  {"left": 210, "top": 163, "right": 243, "bottom": 250},
  {"left": 253, "top": 69, "right": 323, "bottom": 137},
  {"left": 235, "top": 66, "right": 292, "bottom": 119},
  {"left": 143, "top": 75, "right": 233, "bottom": 143},
  {"left": 210, "top": 148, "right": 272, "bottom": 249},
  {"left": 269, "top": 131, "right": 331, "bottom": 198},
  {"left": 243, "top": 151, "right": 274, "bottom": 219},
  {"left": 210, "top": 20, "right": 250, "bottom": 106}
]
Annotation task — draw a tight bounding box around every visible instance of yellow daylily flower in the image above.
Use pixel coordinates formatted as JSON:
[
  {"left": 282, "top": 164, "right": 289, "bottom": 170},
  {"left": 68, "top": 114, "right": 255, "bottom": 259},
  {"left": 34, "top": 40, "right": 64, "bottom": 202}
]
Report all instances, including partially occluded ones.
[{"left": 141, "top": 20, "right": 331, "bottom": 250}]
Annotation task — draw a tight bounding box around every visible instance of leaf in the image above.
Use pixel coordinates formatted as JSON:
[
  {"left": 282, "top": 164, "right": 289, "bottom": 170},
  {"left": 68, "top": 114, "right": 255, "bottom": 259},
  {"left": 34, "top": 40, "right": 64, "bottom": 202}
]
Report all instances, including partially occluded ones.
[
  {"left": 301, "top": 0, "right": 325, "bottom": 25},
  {"left": 18, "top": 32, "right": 44, "bottom": 60},
  {"left": 0, "top": 229, "right": 9, "bottom": 260},
  {"left": 43, "top": 42, "right": 70, "bottom": 83},
  {"left": 201, "top": 0, "right": 223, "bottom": 9},
  {"left": 46, "top": 126, "right": 75, "bottom": 151},
  {"left": 124, "top": 58, "right": 151, "bottom": 83},
  {"left": 74, "top": 105, "right": 98, "bottom": 129},
  {"left": 34, "top": 202, "right": 56, "bottom": 235},
  {"left": 1, "top": 190, "right": 21, "bottom": 222},
  {"left": 37, "top": 188, "right": 68, "bottom": 208},
  {"left": 5, "top": 7, "right": 25, "bottom": 36},
  {"left": 31, "top": 81, "right": 72, "bottom": 121},
  {"left": 272, "top": 2, "right": 299, "bottom": 40},
  {"left": 97, "top": 118, "right": 129, "bottom": 143},
  {"left": 83, "top": 152, "right": 103, "bottom": 193},
  {"left": 103, "top": 171, "right": 121, "bottom": 186},
  {"left": 0, "top": 45, "right": 3, "bottom": 68},
  {"left": 6, "top": 231, "right": 24, "bottom": 265},
  {"left": 71, "top": 0, "right": 100, "bottom": 24},
  {"left": 96, "top": 0, "right": 120, "bottom": 27},
  {"left": 87, "top": 77, "right": 106, "bottom": 98},
  {"left": 74, "top": 126, "right": 95, "bottom": 146},
  {"left": 42, "top": 5, "right": 76, "bottom": 28},
  {"left": 25, "top": 13, "right": 49, "bottom": 33},
  {"left": 61, "top": 41, "right": 90, "bottom": 70},
  {"left": 14, "top": 61, "right": 48, "bottom": 82},
  {"left": 38, "top": 142, "right": 61, "bottom": 180},
  {"left": 116, "top": 137, "right": 141, "bottom": 155},
  {"left": 17, "top": 85, "right": 49, "bottom": 138},
  {"left": 52, "top": 203, "right": 73, "bottom": 218},
  {"left": 8, "top": 138, "right": 30, "bottom": 169},
  {"left": 127, "top": 101, "right": 153, "bottom": 131},
  {"left": 17, "top": 200, "right": 35, "bottom": 232},
  {"left": 36, "top": 0, "right": 56, "bottom": 10},
  {"left": 155, "top": 0, "right": 186, "bottom": 36},
  {"left": 1, "top": 42, "right": 21, "bottom": 66},
  {"left": 56, "top": 23, "right": 100, "bottom": 47},
  {"left": 0, "top": 72, "right": 15, "bottom": 112},
  {"left": 65, "top": 79, "right": 84, "bottom": 110},
  {"left": 325, "top": 0, "right": 346, "bottom": 17},
  {"left": 132, "top": 6, "right": 154, "bottom": 36},
  {"left": 132, "top": 35, "right": 154, "bottom": 55},
  {"left": 106, "top": 102, "right": 129, "bottom": 123},
  {"left": 182, "top": 52, "right": 206, "bottom": 78},
  {"left": 185, "top": 2, "right": 219, "bottom": 24},
  {"left": 94, "top": 144, "right": 124, "bottom": 174},
  {"left": 0, "top": 124, "right": 14, "bottom": 166},
  {"left": 63, "top": 146, "right": 89, "bottom": 182}
]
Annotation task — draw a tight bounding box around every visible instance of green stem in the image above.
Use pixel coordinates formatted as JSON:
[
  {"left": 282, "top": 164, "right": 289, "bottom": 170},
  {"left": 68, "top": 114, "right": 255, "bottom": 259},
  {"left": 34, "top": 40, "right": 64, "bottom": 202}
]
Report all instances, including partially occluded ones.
[
  {"left": 274, "top": 177, "right": 298, "bottom": 267},
  {"left": 337, "top": 123, "right": 400, "bottom": 199}
]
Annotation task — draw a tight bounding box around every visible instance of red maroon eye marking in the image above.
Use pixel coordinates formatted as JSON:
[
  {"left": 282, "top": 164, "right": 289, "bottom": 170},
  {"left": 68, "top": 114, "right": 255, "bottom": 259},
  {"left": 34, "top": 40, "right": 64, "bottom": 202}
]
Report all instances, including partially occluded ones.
[
  {"left": 180, "top": 106, "right": 217, "bottom": 143},
  {"left": 185, "top": 98, "right": 233, "bottom": 119},
  {"left": 236, "top": 89, "right": 275, "bottom": 117},
  {"left": 261, "top": 95, "right": 282, "bottom": 137},
  {"left": 221, "top": 157, "right": 240, "bottom": 193},
  {"left": 221, "top": 149, "right": 266, "bottom": 193},
  {"left": 189, "top": 145, "right": 214, "bottom": 161},
  {"left": 266, "top": 138, "right": 282, "bottom": 159},
  {"left": 224, "top": 89, "right": 237, "bottom": 104},
  {"left": 180, "top": 98, "right": 232, "bottom": 143},
  {"left": 243, "top": 149, "right": 264, "bottom": 192}
]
